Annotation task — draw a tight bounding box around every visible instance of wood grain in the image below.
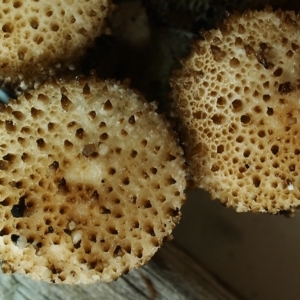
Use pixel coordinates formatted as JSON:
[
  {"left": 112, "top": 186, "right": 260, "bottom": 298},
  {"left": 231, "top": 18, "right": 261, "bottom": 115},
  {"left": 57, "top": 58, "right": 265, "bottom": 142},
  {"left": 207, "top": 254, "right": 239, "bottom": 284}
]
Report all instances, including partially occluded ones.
[{"left": 0, "top": 241, "right": 239, "bottom": 300}]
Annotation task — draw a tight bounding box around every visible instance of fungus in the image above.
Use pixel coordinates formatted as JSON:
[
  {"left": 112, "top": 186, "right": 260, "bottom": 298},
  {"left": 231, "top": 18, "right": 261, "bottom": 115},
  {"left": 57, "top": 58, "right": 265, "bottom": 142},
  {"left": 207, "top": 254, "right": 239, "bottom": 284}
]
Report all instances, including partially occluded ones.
[
  {"left": 0, "top": 75, "right": 186, "bottom": 283},
  {"left": 0, "top": 0, "right": 112, "bottom": 96},
  {"left": 171, "top": 8, "right": 300, "bottom": 214}
]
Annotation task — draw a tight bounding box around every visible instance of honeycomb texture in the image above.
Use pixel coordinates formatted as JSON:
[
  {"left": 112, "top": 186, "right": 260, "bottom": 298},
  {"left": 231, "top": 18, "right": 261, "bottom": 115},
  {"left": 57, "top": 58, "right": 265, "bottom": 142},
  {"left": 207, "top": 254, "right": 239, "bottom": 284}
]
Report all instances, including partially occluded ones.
[
  {"left": 171, "top": 8, "right": 300, "bottom": 214},
  {"left": 0, "top": 0, "right": 111, "bottom": 94},
  {"left": 0, "top": 75, "right": 186, "bottom": 283}
]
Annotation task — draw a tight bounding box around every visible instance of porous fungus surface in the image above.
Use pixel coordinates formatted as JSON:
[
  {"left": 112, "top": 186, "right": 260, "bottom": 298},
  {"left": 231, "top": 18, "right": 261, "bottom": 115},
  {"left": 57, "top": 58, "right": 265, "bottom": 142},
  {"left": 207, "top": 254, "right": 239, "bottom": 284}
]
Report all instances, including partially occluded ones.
[
  {"left": 0, "top": 76, "right": 186, "bottom": 283},
  {"left": 0, "top": 0, "right": 111, "bottom": 95},
  {"left": 171, "top": 8, "right": 300, "bottom": 214}
]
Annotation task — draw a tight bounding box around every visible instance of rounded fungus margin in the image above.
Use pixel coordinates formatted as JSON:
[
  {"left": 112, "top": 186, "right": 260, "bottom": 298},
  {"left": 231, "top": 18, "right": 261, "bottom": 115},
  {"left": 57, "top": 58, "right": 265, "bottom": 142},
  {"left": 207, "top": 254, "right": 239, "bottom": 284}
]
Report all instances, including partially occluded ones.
[
  {"left": 0, "top": 75, "right": 186, "bottom": 283},
  {"left": 170, "top": 8, "right": 300, "bottom": 214}
]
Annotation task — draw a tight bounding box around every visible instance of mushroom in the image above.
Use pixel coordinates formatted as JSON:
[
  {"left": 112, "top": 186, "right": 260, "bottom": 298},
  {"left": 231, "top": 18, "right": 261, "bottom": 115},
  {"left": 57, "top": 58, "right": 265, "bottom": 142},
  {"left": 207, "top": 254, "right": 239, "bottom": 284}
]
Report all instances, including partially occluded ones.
[
  {"left": 0, "top": 0, "right": 112, "bottom": 96},
  {"left": 170, "top": 8, "right": 300, "bottom": 214},
  {"left": 0, "top": 74, "right": 186, "bottom": 283}
]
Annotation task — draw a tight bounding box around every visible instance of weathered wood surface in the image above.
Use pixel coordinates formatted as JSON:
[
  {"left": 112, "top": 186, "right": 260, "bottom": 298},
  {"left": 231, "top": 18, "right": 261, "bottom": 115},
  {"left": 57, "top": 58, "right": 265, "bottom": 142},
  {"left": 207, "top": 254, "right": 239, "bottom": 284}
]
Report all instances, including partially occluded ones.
[{"left": 0, "top": 241, "right": 238, "bottom": 300}]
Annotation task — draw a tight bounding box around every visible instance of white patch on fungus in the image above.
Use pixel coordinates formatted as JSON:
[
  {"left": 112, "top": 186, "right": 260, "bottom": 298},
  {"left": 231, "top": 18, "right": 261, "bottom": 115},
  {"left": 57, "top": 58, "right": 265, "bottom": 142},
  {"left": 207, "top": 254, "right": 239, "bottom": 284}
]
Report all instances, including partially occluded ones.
[
  {"left": 68, "top": 221, "right": 77, "bottom": 231},
  {"left": 71, "top": 230, "right": 83, "bottom": 245},
  {"left": 16, "top": 236, "right": 28, "bottom": 249}
]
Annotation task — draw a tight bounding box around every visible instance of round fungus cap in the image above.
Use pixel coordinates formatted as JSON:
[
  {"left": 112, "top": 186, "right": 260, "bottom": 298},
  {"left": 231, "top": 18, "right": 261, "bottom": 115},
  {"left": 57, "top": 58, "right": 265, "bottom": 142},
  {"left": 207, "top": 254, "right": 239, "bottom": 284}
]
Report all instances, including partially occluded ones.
[
  {"left": 0, "top": 0, "right": 111, "bottom": 95},
  {"left": 171, "top": 8, "right": 300, "bottom": 214},
  {"left": 0, "top": 75, "right": 186, "bottom": 283}
]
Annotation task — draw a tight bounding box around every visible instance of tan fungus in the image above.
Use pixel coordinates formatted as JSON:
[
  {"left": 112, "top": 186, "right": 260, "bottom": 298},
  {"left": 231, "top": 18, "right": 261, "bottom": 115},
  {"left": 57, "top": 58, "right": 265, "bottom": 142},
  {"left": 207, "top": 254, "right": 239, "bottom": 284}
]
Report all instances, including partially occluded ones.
[
  {"left": 0, "top": 0, "right": 112, "bottom": 95},
  {"left": 0, "top": 75, "right": 186, "bottom": 283},
  {"left": 171, "top": 8, "right": 300, "bottom": 214}
]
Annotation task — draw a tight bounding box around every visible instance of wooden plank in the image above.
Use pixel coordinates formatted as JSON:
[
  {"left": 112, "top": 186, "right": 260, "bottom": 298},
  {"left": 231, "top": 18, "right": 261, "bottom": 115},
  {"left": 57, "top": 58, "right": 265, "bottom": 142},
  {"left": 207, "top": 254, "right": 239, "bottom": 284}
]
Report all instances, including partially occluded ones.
[{"left": 0, "top": 241, "right": 239, "bottom": 300}]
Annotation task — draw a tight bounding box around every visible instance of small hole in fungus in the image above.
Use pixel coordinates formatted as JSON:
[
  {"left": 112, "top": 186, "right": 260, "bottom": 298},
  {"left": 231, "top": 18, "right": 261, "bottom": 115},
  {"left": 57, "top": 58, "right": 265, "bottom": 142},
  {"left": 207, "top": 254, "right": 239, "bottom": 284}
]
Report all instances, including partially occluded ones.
[
  {"left": 128, "top": 115, "right": 135, "bottom": 124},
  {"left": 217, "top": 145, "right": 224, "bottom": 153},
  {"left": 136, "top": 249, "right": 143, "bottom": 259},
  {"left": 11, "top": 234, "right": 19, "bottom": 244},
  {"left": 229, "top": 57, "right": 240, "bottom": 68},
  {"left": 278, "top": 82, "right": 293, "bottom": 94},
  {"left": 30, "top": 18, "right": 39, "bottom": 29},
  {"left": 241, "top": 115, "right": 251, "bottom": 124},
  {"left": 0, "top": 227, "right": 10, "bottom": 236},
  {"left": 122, "top": 178, "right": 130, "bottom": 185},
  {"left": 49, "top": 161, "right": 59, "bottom": 171},
  {"left": 100, "top": 133, "right": 108, "bottom": 140},
  {"left": 13, "top": 1, "right": 22, "bottom": 8},
  {"left": 113, "top": 245, "right": 125, "bottom": 257},
  {"left": 31, "top": 107, "right": 43, "bottom": 118},
  {"left": 141, "top": 139, "right": 147, "bottom": 147},
  {"left": 36, "top": 138, "right": 46, "bottom": 149},
  {"left": 166, "top": 176, "right": 176, "bottom": 185},
  {"left": 232, "top": 99, "right": 243, "bottom": 111},
  {"left": 64, "top": 140, "right": 73, "bottom": 148},
  {"left": 61, "top": 94, "right": 72, "bottom": 111},
  {"left": 2, "top": 22, "right": 13, "bottom": 33},
  {"left": 57, "top": 178, "right": 69, "bottom": 194},
  {"left": 108, "top": 168, "right": 116, "bottom": 175},
  {"left": 0, "top": 160, "right": 9, "bottom": 170},
  {"left": 236, "top": 136, "right": 244, "bottom": 143},
  {"left": 88, "top": 111, "right": 96, "bottom": 119},
  {"left": 271, "top": 145, "right": 279, "bottom": 155},
  {"left": 211, "top": 164, "right": 219, "bottom": 172},
  {"left": 150, "top": 167, "right": 157, "bottom": 174},
  {"left": 166, "top": 207, "right": 179, "bottom": 217},
  {"left": 83, "top": 83, "right": 90, "bottom": 95},
  {"left": 99, "top": 206, "right": 111, "bottom": 214},
  {"left": 34, "top": 35, "right": 43, "bottom": 44},
  {"left": 217, "top": 96, "right": 226, "bottom": 106},
  {"left": 75, "top": 128, "right": 85, "bottom": 139},
  {"left": 51, "top": 23, "right": 59, "bottom": 31},
  {"left": 243, "top": 150, "right": 250, "bottom": 157},
  {"left": 141, "top": 199, "right": 152, "bottom": 208},
  {"left": 212, "top": 114, "right": 225, "bottom": 125},
  {"left": 166, "top": 153, "right": 176, "bottom": 161},
  {"left": 108, "top": 227, "right": 118, "bottom": 235},
  {"left": 74, "top": 241, "right": 81, "bottom": 249},
  {"left": 5, "top": 120, "right": 16, "bottom": 132},
  {"left": 253, "top": 106, "right": 262, "bottom": 113},
  {"left": 267, "top": 107, "right": 274, "bottom": 115},
  {"left": 3, "top": 153, "right": 15, "bottom": 162},
  {"left": 11, "top": 196, "right": 26, "bottom": 218},
  {"left": 273, "top": 67, "right": 283, "bottom": 77},
  {"left": 289, "top": 165, "right": 295, "bottom": 172},
  {"left": 130, "top": 150, "right": 138, "bottom": 158},
  {"left": 103, "top": 100, "right": 113, "bottom": 110},
  {"left": 252, "top": 176, "right": 261, "bottom": 187},
  {"left": 0, "top": 197, "right": 11, "bottom": 206}
]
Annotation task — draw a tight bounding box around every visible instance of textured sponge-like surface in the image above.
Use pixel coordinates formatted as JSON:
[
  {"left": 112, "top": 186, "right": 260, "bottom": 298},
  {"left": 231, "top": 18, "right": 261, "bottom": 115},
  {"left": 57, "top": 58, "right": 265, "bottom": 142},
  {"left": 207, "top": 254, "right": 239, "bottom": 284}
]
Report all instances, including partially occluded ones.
[
  {"left": 0, "top": 76, "right": 186, "bottom": 283},
  {"left": 0, "top": 0, "right": 111, "bottom": 94},
  {"left": 171, "top": 9, "right": 300, "bottom": 214}
]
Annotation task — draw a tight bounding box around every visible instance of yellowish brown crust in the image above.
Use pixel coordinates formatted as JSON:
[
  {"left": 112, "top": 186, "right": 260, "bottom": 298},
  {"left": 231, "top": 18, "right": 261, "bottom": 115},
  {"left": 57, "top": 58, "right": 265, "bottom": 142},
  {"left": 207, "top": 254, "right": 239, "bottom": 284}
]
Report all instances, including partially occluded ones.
[
  {"left": 0, "top": 76, "right": 186, "bottom": 283},
  {"left": 171, "top": 8, "right": 300, "bottom": 214}
]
